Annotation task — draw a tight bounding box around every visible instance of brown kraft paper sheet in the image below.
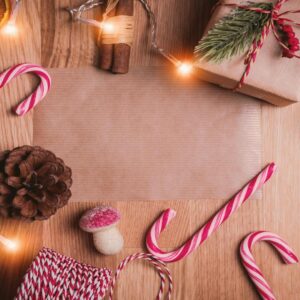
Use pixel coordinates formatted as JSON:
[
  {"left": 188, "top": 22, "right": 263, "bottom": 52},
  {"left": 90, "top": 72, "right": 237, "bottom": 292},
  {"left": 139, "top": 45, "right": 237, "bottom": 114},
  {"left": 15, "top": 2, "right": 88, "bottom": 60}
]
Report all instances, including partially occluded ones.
[
  {"left": 33, "top": 66, "right": 262, "bottom": 201},
  {"left": 195, "top": 0, "right": 300, "bottom": 106}
]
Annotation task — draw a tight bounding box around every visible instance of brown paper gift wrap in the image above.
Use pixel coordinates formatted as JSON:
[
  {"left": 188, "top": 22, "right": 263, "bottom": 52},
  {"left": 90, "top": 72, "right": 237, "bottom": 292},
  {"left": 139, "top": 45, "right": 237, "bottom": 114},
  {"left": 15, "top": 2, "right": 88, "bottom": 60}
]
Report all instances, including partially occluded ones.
[
  {"left": 33, "top": 66, "right": 262, "bottom": 201},
  {"left": 194, "top": 0, "right": 300, "bottom": 106}
]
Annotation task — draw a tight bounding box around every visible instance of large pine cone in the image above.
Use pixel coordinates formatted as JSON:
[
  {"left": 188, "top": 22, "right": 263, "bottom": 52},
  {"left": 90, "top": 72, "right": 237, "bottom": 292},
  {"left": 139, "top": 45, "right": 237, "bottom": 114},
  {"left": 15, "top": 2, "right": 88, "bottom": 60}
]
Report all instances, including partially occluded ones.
[{"left": 0, "top": 146, "right": 72, "bottom": 220}]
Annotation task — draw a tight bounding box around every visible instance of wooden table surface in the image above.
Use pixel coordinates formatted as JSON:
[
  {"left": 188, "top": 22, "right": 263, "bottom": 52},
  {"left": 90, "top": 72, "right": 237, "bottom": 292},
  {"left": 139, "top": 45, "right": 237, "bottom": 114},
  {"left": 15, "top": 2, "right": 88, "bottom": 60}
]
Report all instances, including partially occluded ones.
[{"left": 0, "top": 0, "right": 299, "bottom": 299}]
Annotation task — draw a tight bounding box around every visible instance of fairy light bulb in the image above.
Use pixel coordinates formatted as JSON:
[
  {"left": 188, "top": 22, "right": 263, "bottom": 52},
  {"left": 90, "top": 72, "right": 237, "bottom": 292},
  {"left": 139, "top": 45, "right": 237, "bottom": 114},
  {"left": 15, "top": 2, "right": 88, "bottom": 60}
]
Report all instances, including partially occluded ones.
[
  {"left": 177, "top": 62, "right": 193, "bottom": 76},
  {"left": 2, "top": 21, "right": 18, "bottom": 36},
  {"left": 0, "top": 235, "right": 19, "bottom": 252},
  {"left": 101, "top": 21, "right": 115, "bottom": 34}
]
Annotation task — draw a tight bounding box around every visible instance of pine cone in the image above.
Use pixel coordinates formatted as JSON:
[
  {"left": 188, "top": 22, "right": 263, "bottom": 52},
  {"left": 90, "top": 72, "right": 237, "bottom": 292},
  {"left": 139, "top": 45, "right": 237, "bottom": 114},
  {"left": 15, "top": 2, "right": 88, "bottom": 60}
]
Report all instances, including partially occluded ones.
[{"left": 0, "top": 146, "right": 72, "bottom": 220}]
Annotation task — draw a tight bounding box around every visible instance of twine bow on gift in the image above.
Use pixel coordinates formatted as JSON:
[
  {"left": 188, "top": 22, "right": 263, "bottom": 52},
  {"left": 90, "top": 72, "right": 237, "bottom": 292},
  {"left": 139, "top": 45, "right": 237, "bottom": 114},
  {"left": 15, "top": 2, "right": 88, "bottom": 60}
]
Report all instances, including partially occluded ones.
[{"left": 220, "top": 0, "right": 300, "bottom": 88}]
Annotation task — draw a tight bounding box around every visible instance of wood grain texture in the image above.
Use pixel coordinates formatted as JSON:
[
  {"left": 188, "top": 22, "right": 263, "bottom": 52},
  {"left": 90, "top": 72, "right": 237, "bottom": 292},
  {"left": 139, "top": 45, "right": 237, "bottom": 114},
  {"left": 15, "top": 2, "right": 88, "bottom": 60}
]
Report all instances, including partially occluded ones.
[{"left": 0, "top": 0, "right": 300, "bottom": 299}]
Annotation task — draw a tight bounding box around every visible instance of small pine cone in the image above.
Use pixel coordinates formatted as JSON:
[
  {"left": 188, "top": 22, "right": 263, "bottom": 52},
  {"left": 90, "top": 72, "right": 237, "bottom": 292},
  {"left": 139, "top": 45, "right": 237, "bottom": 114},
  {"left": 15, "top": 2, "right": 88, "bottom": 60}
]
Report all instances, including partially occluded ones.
[{"left": 0, "top": 146, "right": 72, "bottom": 221}]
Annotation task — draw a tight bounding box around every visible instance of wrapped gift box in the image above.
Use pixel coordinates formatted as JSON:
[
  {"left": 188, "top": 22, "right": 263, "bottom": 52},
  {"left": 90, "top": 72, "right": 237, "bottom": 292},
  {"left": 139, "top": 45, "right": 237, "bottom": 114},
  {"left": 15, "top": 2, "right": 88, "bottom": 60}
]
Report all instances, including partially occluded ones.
[{"left": 194, "top": 0, "right": 300, "bottom": 106}]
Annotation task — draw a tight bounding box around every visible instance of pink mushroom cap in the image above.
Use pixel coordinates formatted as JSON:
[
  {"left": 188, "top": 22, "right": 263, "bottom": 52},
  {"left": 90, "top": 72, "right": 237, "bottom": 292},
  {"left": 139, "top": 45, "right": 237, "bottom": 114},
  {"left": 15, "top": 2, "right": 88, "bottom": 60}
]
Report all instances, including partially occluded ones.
[{"left": 79, "top": 206, "right": 121, "bottom": 233}]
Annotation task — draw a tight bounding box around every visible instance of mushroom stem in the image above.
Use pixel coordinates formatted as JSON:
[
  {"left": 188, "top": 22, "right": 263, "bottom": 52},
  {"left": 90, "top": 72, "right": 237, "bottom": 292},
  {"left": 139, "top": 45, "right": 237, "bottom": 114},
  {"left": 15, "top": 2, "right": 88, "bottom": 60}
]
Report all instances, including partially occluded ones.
[{"left": 93, "top": 226, "right": 124, "bottom": 255}]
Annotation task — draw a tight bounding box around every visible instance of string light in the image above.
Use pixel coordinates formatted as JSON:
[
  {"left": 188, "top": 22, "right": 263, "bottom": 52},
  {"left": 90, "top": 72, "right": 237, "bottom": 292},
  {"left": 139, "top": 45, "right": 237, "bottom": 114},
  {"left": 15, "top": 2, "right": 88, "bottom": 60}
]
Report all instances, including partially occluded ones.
[
  {"left": 177, "top": 62, "right": 193, "bottom": 76},
  {"left": 0, "top": 234, "right": 19, "bottom": 252},
  {"left": 67, "top": 0, "right": 194, "bottom": 76},
  {"left": 1, "top": 0, "right": 21, "bottom": 36},
  {"left": 100, "top": 21, "right": 115, "bottom": 34},
  {"left": 2, "top": 22, "right": 18, "bottom": 35},
  {"left": 139, "top": 0, "right": 194, "bottom": 76}
]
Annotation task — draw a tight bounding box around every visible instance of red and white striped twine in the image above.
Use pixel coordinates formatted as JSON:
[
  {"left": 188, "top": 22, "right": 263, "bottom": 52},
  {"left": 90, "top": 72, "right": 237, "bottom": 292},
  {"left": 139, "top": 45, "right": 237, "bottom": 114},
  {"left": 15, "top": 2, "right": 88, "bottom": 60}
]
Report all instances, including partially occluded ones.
[
  {"left": 240, "top": 231, "right": 298, "bottom": 300},
  {"left": 15, "top": 248, "right": 173, "bottom": 300},
  {"left": 0, "top": 63, "right": 51, "bottom": 116},
  {"left": 108, "top": 252, "right": 173, "bottom": 300},
  {"left": 15, "top": 248, "right": 111, "bottom": 299},
  {"left": 146, "top": 163, "right": 276, "bottom": 262}
]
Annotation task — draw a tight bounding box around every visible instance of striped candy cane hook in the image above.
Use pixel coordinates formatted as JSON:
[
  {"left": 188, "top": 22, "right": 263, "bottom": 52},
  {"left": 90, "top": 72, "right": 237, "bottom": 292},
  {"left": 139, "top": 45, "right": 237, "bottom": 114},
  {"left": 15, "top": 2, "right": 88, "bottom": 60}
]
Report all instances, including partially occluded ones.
[
  {"left": 108, "top": 253, "right": 173, "bottom": 300},
  {"left": 240, "top": 231, "right": 298, "bottom": 300},
  {"left": 146, "top": 163, "right": 276, "bottom": 263},
  {"left": 0, "top": 63, "right": 51, "bottom": 116}
]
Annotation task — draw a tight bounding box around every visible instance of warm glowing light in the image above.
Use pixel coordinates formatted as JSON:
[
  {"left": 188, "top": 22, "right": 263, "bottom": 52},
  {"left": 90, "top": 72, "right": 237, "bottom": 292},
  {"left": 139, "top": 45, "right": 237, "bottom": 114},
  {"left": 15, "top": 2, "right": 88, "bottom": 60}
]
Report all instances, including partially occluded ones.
[
  {"left": 101, "top": 22, "right": 115, "bottom": 34},
  {"left": 0, "top": 235, "right": 19, "bottom": 251},
  {"left": 5, "top": 240, "right": 18, "bottom": 251},
  {"left": 177, "top": 62, "right": 193, "bottom": 76},
  {"left": 2, "top": 22, "right": 18, "bottom": 36}
]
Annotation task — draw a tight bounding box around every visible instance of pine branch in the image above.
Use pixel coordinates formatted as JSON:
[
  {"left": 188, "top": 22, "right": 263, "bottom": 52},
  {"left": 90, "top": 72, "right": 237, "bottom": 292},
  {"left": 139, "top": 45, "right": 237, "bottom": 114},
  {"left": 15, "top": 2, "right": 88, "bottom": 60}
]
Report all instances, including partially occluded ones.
[{"left": 194, "top": 2, "right": 273, "bottom": 63}]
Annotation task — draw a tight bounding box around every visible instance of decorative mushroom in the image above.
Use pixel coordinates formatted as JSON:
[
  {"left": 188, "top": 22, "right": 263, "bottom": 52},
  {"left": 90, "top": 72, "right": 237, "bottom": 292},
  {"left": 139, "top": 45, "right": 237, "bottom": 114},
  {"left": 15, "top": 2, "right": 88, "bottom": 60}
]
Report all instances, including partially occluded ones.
[{"left": 79, "top": 206, "right": 124, "bottom": 255}]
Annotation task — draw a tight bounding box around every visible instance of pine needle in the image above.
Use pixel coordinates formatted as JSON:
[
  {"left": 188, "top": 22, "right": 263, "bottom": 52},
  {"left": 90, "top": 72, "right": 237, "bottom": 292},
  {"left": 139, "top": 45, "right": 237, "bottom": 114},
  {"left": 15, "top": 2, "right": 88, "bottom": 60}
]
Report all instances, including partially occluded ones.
[{"left": 194, "top": 2, "right": 273, "bottom": 63}]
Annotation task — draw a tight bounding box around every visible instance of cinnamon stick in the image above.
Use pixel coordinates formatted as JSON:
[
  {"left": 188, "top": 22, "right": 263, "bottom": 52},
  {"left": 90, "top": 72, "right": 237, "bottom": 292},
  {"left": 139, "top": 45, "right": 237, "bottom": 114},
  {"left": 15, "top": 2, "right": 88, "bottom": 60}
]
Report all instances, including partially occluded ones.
[
  {"left": 112, "top": 0, "right": 134, "bottom": 74},
  {"left": 98, "top": 5, "right": 116, "bottom": 70}
]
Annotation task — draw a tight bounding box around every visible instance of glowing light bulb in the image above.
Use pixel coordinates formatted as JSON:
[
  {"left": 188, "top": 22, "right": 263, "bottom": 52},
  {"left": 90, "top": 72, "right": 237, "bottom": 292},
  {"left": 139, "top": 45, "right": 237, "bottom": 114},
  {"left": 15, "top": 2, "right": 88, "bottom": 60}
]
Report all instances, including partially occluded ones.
[
  {"left": 2, "top": 22, "right": 18, "bottom": 36},
  {"left": 101, "top": 22, "right": 115, "bottom": 34},
  {"left": 177, "top": 62, "right": 193, "bottom": 76},
  {"left": 5, "top": 240, "right": 18, "bottom": 251},
  {"left": 0, "top": 235, "right": 19, "bottom": 252}
]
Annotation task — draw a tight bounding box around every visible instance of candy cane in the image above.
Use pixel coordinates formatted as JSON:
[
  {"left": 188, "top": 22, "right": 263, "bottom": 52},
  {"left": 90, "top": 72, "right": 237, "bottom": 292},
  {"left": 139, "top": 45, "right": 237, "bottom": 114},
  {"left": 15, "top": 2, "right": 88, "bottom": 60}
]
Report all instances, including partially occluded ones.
[
  {"left": 108, "top": 253, "right": 173, "bottom": 300},
  {"left": 240, "top": 231, "right": 298, "bottom": 300},
  {"left": 0, "top": 63, "right": 51, "bottom": 116},
  {"left": 146, "top": 163, "right": 276, "bottom": 262}
]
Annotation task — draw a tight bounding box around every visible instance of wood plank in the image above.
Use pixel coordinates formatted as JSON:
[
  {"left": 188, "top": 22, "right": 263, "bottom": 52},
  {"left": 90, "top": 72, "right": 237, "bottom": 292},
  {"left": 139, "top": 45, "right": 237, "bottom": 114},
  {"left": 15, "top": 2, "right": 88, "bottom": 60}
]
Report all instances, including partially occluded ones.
[
  {"left": 262, "top": 103, "right": 300, "bottom": 300},
  {"left": 0, "top": 1, "right": 41, "bottom": 299},
  {"left": 41, "top": 0, "right": 99, "bottom": 67}
]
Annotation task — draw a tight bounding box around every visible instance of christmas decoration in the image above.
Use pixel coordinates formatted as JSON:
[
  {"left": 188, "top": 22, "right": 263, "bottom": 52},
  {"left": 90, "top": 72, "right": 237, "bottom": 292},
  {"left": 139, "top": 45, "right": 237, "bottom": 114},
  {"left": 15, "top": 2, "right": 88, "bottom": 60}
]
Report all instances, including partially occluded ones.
[
  {"left": 108, "top": 252, "right": 173, "bottom": 300},
  {"left": 98, "top": 1, "right": 117, "bottom": 70},
  {"left": 99, "top": 0, "right": 134, "bottom": 74},
  {"left": 194, "top": 0, "right": 300, "bottom": 106},
  {"left": 240, "top": 231, "right": 298, "bottom": 300},
  {"left": 146, "top": 163, "right": 276, "bottom": 262},
  {"left": 0, "top": 234, "right": 18, "bottom": 251},
  {"left": 0, "top": 145, "right": 72, "bottom": 221},
  {"left": 79, "top": 206, "right": 124, "bottom": 255},
  {"left": 67, "top": 0, "right": 193, "bottom": 76},
  {"left": 15, "top": 248, "right": 173, "bottom": 300},
  {"left": 15, "top": 248, "right": 111, "bottom": 299},
  {"left": 67, "top": 0, "right": 134, "bottom": 74},
  {"left": 195, "top": 2, "right": 273, "bottom": 63},
  {"left": 0, "top": 63, "right": 51, "bottom": 116}
]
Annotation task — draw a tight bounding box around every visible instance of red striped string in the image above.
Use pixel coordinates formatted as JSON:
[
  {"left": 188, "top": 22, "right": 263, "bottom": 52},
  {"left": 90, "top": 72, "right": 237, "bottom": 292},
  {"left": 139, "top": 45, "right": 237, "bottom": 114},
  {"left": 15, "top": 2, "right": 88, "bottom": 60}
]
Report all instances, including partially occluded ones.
[{"left": 220, "top": 0, "right": 300, "bottom": 88}]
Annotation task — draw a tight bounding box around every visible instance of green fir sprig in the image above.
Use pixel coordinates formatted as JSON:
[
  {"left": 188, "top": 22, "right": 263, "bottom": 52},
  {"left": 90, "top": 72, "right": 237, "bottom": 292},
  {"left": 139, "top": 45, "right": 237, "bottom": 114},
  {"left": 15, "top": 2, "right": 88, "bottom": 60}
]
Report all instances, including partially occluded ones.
[{"left": 194, "top": 2, "right": 273, "bottom": 63}]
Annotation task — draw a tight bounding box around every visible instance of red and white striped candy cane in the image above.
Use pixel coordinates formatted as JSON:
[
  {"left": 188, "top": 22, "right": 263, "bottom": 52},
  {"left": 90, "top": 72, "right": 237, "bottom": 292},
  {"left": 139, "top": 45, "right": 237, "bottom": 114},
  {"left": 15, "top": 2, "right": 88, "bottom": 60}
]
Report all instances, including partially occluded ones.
[
  {"left": 240, "top": 231, "right": 298, "bottom": 300},
  {"left": 108, "top": 253, "right": 173, "bottom": 300},
  {"left": 146, "top": 163, "right": 276, "bottom": 262},
  {"left": 0, "top": 63, "right": 51, "bottom": 116}
]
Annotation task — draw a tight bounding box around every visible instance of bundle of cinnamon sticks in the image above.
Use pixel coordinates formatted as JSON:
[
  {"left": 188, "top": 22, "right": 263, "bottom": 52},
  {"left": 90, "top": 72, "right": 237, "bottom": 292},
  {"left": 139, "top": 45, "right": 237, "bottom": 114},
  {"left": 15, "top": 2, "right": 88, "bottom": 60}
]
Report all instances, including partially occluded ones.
[{"left": 98, "top": 0, "right": 134, "bottom": 74}]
